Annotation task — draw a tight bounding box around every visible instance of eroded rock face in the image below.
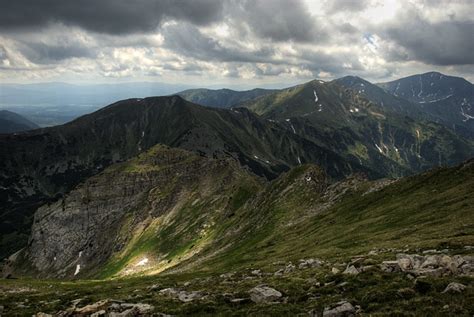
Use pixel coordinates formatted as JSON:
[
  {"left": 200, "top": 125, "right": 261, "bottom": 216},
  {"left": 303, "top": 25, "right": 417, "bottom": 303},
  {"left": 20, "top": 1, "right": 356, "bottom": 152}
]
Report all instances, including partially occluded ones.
[{"left": 14, "top": 145, "right": 257, "bottom": 278}]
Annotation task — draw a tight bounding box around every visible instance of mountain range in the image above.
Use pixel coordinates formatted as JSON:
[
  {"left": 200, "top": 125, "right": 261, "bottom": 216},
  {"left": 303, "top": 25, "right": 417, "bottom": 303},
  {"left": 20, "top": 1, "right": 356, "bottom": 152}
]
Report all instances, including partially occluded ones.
[{"left": 1, "top": 72, "right": 473, "bottom": 316}]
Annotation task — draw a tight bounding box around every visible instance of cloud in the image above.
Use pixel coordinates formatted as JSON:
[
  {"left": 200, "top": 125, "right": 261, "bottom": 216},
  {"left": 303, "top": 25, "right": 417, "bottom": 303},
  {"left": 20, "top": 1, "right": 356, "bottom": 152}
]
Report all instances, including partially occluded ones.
[
  {"left": 0, "top": 0, "right": 473, "bottom": 84},
  {"left": 233, "top": 0, "right": 324, "bottom": 43},
  {"left": 161, "top": 23, "right": 276, "bottom": 63},
  {"left": 0, "top": 0, "right": 224, "bottom": 34},
  {"left": 379, "top": 7, "right": 474, "bottom": 65},
  {"left": 324, "top": 0, "right": 370, "bottom": 14}
]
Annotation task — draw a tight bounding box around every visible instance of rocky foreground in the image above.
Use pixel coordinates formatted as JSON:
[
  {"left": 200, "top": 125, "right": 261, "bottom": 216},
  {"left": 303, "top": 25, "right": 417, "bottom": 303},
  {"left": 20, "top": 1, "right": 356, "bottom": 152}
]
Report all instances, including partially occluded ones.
[{"left": 2, "top": 246, "right": 473, "bottom": 316}]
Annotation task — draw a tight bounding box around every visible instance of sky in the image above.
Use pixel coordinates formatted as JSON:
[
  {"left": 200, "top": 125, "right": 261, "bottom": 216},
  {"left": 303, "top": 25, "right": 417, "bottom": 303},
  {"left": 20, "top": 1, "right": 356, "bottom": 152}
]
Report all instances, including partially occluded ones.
[{"left": 0, "top": 0, "right": 473, "bottom": 87}]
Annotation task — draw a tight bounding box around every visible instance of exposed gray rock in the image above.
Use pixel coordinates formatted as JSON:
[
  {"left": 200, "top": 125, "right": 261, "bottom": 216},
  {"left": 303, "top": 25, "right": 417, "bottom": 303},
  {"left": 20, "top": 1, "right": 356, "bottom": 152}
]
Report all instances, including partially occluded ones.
[
  {"left": 343, "top": 265, "right": 359, "bottom": 275},
  {"left": 331, "top": 267, "right": 341, "bottom": 274},
  {"left": 159, "top": 288, "right": 180, "bottom": 296},
  {"left": 251, "top": 269, "right": 262, "bottom": 276},
  {"left": 35, "top": 313, "right": 53, "bottom": 317},
  {"left": 284, "top": 263, "right": 296, "bottom": 274},
  {"left": 384, "top": 254, "right": 474, "bottom": 277},
  {"left": 380, "top": 261, "right": 400, "bottom": 273},
  {"left": 249, "top": 285, "right": 282, "bottom": 303},
  {"left": 299, "top": 258, "right": 323, "bottom": 269},
  {"left": 274, "top": 269, "right": 284, "bottom": 276},
  {"left": 220, "top": 272, "right": 234, "bottom": 279},
  {"left": 442, "top": 282, "right": 467, "bottom": 294},
  {"left": 74, "top": 300, "right": 111, "bottom": 314},
  {"left": 323, "top": 301, "right": 356, "bottom": 317},
  {"left": 178, "top": 291, "right": 203, "bottom": 302}
]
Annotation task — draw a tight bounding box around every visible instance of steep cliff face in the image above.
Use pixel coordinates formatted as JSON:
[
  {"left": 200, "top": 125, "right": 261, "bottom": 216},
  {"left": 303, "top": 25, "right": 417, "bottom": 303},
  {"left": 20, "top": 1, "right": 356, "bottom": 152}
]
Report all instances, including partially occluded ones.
[{"left": 15, "top": 145, "right": 262, "bottom": 278}]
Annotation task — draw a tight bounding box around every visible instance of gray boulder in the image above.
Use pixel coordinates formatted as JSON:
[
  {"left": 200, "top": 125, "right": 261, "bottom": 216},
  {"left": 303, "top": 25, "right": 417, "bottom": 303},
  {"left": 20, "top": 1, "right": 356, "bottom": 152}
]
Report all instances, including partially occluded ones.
[
  {"left": 323, "top": 301, "right": 356, "bottom": 317},
  {"left": 249, "top": 285, "right": 282, "bottom": 304},
  {"left": 343, "top": 265, "right": 359, "bottom": 275},
  {"left": 442, "top": 282, "right": 467, "bottom": 294}
]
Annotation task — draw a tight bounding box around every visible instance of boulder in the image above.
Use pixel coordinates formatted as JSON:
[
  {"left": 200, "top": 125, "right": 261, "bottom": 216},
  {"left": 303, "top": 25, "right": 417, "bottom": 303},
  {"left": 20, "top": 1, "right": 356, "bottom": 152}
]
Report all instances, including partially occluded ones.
[
  {"left": 274, "top": 269, "right": 284, "bottom": 276},
  {"left": 396, "top": 254, "right": 413, "bottom": 271},
  {"left": 75, "top": 300, "right": 111, "bottom": 314},
  {"left": 220, "top": 272, "right": 235, "bottom": 279},
  {"left": 35, "top": 313, "right": 53, "bottom": 317},
  {"left": 249, "top": 285, "right": 282, "bottom": 304},
  {"left": 178, "top": 291, "right": 203, "bottom": 302},
  {"left": 442, "top": 282, "right": 467, "bottom": 294},
  {"left": 284, "top": 263, "right": 296, "bottom": 274},
  {"left": 343, "top": 265, "right": 359, "bottom": 275},
  {"left": 331, "top": 267, "right": 341, "bottom": 274},
  {"left": 323, "top": 301, "right": 356, "bottom": 317},
  {"left": 299, "top": 258, "right": 323, "bottom": 269},
  {"left": 380, "top": 261, "right": 400, "bottom": 273},
  {"left": 421, "top": 255, "right": 440, "bottom": 269},
  {"left": 159, "top": 288, "right": 180, "bottom": 296}
]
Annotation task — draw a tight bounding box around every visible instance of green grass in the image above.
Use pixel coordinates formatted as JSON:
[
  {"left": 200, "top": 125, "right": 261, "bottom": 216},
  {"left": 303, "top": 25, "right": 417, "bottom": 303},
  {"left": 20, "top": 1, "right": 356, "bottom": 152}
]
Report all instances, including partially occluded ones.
[{"left": 3, "top": 149, "right": 473, "bottom": 316}]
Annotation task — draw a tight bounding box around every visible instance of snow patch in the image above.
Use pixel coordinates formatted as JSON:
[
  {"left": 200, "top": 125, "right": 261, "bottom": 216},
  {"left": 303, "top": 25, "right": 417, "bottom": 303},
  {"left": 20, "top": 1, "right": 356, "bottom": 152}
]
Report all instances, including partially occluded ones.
[
  {"left": 419, "top": 94, "right": 453, "bottom": 104},
  {"left": 297, "top": 156, "right": 302, "bottom": 165},
  {"left": 461, "top": 107, "right": 474, "bottom": 122},
  {"left": 313, "top": 90, "right": 319, "bottom": 103},
  {"left": 136, "top": 257, "right": 149, "bottom": 266},
  {"left": 305, "top": 176, "right": 312, "bottom": 182},
  {"left": 375, "top": 144, "right": 384, "bottom": 154},
  {"left": 286, "top": 119, "right": 296, "bottom": 133},
  {"left": 74, "top": 264, "right": 81, "bottom": 276},
  {"left": 78, "top": 251, "right": 82, "bottom": 258}
]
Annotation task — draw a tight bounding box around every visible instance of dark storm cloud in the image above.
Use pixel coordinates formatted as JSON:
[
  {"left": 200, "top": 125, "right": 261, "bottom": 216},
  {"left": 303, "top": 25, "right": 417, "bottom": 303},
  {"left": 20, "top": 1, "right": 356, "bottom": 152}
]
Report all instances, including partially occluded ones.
[
  {"left": 162, "top": 23, "right": 276, "bottom": 63},
  {"left": 235, "top": 0, "right": 324, "bottom": 43},
  {"left": 0, "top": 0, "right": 224, "bottom": 34},
  {"left": 381, "top": 16, "right": 474, "bottom": 65}
]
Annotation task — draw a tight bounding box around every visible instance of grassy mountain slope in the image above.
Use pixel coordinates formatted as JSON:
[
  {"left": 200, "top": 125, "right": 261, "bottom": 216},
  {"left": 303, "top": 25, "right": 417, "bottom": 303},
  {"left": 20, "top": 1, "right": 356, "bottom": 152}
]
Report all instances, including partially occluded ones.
[
  {"left": 0, "top": 110, "right": 39, "bottom": 133},
  {"left": 11, "top": 146, "right": 474, "bottom": 279},
  {"left": 379, "top": 72, "right": 474, "bottom": 138},
  {"left": 241, "top": 79, "right": 474, "bottom": 178},
  {"left": 178, "top": 88, "right": 277, "bottom": 108},
  {"left": 0, "top": 96, "right": 371, "bottom": 260},
  {"left": 3, "top": 151, "right": 473, "bottom": 316}
]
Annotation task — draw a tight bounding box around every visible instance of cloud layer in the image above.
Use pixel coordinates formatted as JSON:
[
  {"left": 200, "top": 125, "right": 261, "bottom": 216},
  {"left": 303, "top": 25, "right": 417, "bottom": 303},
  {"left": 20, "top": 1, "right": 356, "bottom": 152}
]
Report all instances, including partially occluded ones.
[{"left": 0, "top": 0, "right": 473, "bottom": 84}]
